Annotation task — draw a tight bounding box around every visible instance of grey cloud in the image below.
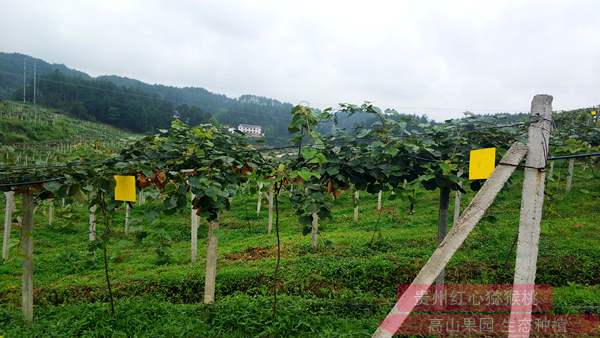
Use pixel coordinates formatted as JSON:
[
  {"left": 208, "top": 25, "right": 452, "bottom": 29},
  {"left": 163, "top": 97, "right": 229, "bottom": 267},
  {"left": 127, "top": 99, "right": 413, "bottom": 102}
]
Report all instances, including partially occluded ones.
[{"left": 1, "top": 0, "right": 599, "bottom": 120}]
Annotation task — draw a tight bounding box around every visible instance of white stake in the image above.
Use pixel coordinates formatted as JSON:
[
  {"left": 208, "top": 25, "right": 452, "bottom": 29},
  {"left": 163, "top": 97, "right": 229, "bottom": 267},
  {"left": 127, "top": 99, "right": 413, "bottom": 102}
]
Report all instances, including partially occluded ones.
[
  {"left": 48, "top": 202, "right": 54, "bottom": 226},
  {"left": 508, "top": 94, "right": 553, "bottom": 338},
  {"left": 124, "top": 203, "right": 130, "bottom": 235},
  {"left": 138, "top": 188, "right": 145, "bottom": 205},
  {"left": 311, "top": 212, "right": 319, "bottom": 251},
  {"left": 256, "top": 186, "right": 263, "bottom": 216},
  {"left": 566, "top": 158, "right": 574, "bottom": 192},
  {"left": 377, "top": 190, "right": 383, "bottom": 211},
  {"left": 2, "top": 191, "right": 15, "bottom": 260},
  {"left": 203, "top": 221, "right": 219, "bottom": 304}
]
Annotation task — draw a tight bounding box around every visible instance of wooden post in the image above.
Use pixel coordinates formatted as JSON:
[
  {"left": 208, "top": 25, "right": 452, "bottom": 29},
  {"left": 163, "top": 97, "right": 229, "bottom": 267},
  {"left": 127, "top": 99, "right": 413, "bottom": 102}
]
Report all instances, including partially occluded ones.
[
  {"left": 203, "top": 221, "right": 219, "bottom": 304},
  {"left": 2, "top": 191, "right": 15, "bottom": 260},
  {"left": 377, "top": 190, "right": 383, "bottom": 211},
  {"left": 372, "top": 143, "right": 528, "bottom": 338},
  {"left": 21, "top": 193, "right": 34, "bottom": 324},
  {"left": 267, "top": 186, "right": 274, "bottom": 234},
  {"left": 191, "top": 195, "right": 199, "bottom": 263},
  {"left": 435, "top": 187, "right": 450, "bottom": 292},
  {"left": 508, "top": 94, "right": 553, "bottom": 338},
  {"left": 124, "top": 203, "right": 130, "bottom": 235},
  {"left": 89, "top": 205, "right": 97, "bottom": 241},
  {"left": 353, "top": 190, "right": 359, "bottom": 222},
  {"left": 566, "top": 158, "right": 574, "bottom": 192},
  {"left": 311, "top": 212, "right": 319, "bottom": 251}
]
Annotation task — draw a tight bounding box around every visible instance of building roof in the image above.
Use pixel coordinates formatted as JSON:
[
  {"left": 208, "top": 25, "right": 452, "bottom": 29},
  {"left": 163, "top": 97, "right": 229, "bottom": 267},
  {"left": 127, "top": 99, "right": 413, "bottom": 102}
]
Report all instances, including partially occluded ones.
[{"left": 238, "top": 124, "right": 262, "bottom": 129}]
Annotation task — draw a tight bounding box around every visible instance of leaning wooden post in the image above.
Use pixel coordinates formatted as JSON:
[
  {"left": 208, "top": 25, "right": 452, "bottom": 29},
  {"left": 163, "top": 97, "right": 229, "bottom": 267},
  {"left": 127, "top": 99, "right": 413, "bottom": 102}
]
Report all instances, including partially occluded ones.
[
  {"left": 377, "top": 190, "right": 383, "bottom": 211},
  {"left": 267, "top": 186, "right": 274, "bottom": 234},
  {"left": 21, "top": 193, "right": 35, "bottom": 324},
  {"left": 203, "top": 220, "right": 219, "bottom": 304},
  {"left": 311, "top": 212, "right": 319, "bottom": 251},
  {"left": 565, "top": 158, "right": 574, "bottom": 192},
  {"left": 2, "top": 191, "right": 15, "bottom": 260},
  {"left": 371, "top": 143, "right": 528, "bottom": 338},
  {"left": 191, "top": 194, "right": 199, "bottom": 263},
  {"left": 508, "top": 94, "right": 553, "bottom": 338},
  {"left": 353, "top": 190, "right": 360, "bottom": 222}
]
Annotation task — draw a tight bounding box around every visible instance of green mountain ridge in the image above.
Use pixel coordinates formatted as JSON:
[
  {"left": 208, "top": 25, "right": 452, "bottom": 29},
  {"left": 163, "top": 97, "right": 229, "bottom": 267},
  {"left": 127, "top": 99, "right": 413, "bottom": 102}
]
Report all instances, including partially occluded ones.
[{"left": 0, "top": 52, "right": 293, "bottom": 143}]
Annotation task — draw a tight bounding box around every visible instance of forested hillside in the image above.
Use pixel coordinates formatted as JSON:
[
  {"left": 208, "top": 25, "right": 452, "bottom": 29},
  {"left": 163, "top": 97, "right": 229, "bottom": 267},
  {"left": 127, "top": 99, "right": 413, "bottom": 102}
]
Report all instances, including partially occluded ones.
[{"left": 0, "top": 52, "right": 292, "bottom": 142}]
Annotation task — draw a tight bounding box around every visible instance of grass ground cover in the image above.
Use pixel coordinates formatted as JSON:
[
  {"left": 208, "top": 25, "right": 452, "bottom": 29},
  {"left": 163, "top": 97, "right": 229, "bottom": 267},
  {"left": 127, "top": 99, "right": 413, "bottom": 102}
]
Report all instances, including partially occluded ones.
[{"left": 1, "top": 162, "right": 599, "bottom": 336}]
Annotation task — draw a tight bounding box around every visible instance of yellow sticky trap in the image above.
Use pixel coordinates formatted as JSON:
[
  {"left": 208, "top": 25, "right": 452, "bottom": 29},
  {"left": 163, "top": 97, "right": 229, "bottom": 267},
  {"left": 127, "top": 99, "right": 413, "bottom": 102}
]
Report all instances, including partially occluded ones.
[
  {"left": 592, "top": 111, "right": 597, "bottom": 117},
  {"left": 114, "top": 176, "right": 137, "bottom": 202},
  {"left": 469, "top": 148, "right": 496, "bottom": 180}
]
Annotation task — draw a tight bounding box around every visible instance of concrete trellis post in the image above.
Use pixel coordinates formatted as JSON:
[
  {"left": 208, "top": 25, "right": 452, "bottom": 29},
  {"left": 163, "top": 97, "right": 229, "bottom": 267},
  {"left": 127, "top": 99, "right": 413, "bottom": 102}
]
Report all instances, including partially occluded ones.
[
  {"left": 311, "top": 212, "right": 319, "bottom": 251},
  {"left": 21, "top": 193, "right": 34, "bottom": 324},
  {"left": 48, "top": 201, "right": 54, "bottom": 226},
  {"left": 566, "top": 158, "right": 575, "bottom": 192},
  {"left": 138, "top": 188, "right": 145, "bottom": 205},
  {"left": 203, "top": 221, "right": 219, "bottom": 304},
  {"left": 508, "top": 94, "right": 553, "bottom": 338},
  {"left": 256, "top": 183, "right": 263, "bottom": 215},
  {"left": 124, "top": 203, "right": 130, "bottom": 235},
  {"left": 2, "top": 191, "right": 15, "bottom": 260}
]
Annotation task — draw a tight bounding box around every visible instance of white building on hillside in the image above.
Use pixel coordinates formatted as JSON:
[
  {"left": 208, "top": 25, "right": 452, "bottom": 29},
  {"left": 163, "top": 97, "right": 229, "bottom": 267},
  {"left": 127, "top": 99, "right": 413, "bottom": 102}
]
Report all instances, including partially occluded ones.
[{"left": 237, "top": 124, "right": 263, "bottom": 137}]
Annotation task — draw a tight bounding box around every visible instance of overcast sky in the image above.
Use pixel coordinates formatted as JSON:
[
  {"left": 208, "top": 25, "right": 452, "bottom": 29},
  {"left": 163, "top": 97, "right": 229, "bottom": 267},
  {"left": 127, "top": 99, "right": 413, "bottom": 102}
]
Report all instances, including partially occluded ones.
[{"left": 1, "top": 0, "right": 599, "bottom": 119}]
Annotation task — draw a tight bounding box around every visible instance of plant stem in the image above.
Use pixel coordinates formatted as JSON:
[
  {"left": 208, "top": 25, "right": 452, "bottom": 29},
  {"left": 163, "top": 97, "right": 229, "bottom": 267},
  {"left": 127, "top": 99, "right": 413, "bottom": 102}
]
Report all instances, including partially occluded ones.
[
  {"left": 102, "top": 244, "right": 115, "bottom": 316},
  {"left": 101, "top": 200, "right": 115, "bottom": 317}
]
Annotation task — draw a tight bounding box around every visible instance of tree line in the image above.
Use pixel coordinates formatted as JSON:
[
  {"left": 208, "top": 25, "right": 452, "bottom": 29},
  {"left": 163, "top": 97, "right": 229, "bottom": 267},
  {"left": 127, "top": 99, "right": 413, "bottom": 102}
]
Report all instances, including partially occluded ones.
[{"left": 12, "top": 70, "right": 210, "bottom": 133}]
